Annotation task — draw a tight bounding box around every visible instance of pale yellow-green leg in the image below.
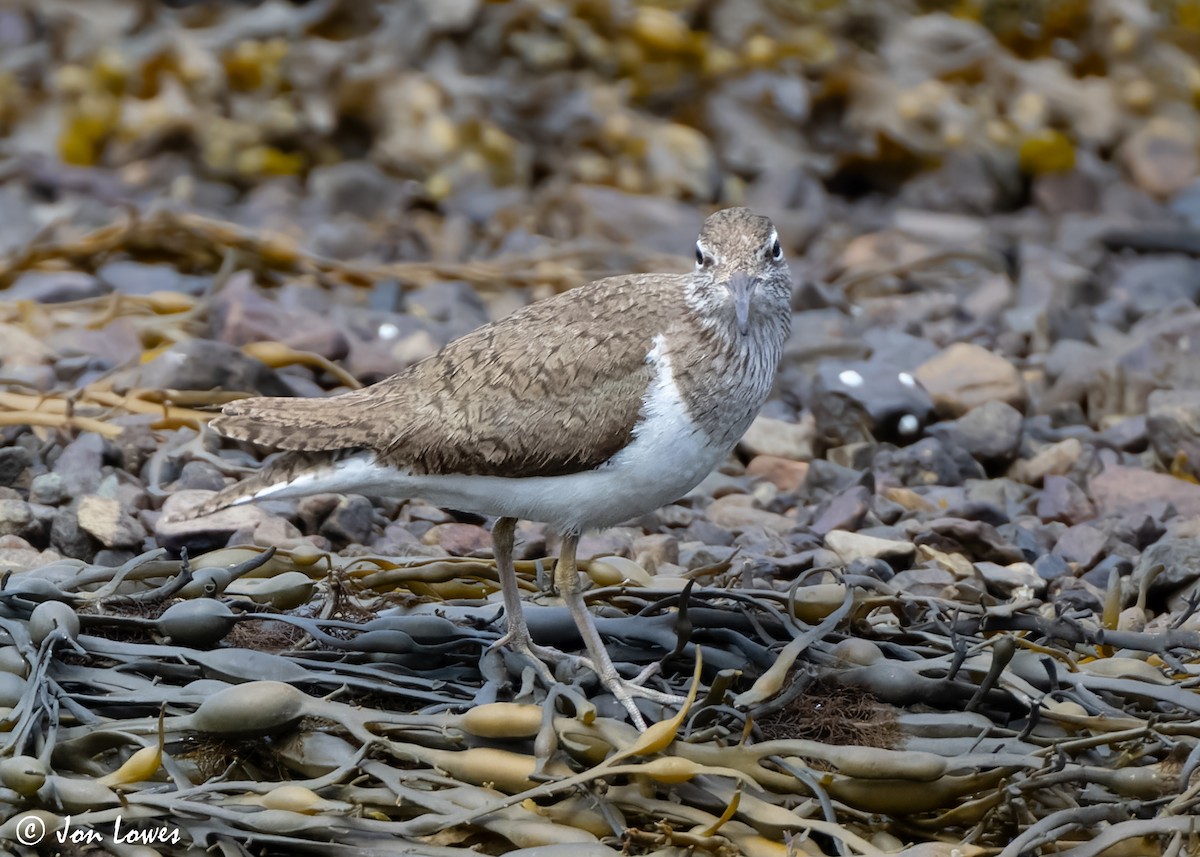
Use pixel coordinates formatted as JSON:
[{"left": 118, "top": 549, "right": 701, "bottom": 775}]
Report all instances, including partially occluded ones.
[
  {"left": 554, "top": 531, "right": 684, "bottom": 730},
  {"left": 487, "top": 516, "right": 557, "bottom": 687}
]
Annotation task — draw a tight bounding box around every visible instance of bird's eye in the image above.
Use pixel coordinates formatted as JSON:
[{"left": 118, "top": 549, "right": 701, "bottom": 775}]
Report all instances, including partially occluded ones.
[
  {"left": 771, "top": 239, "right": 783, "bottom": 261},
  {"left": 695, "top": 246, "right": 704, "bottom": 266},
  {"left": 695, "top": 244, "right": 711, "bottom": 267}
]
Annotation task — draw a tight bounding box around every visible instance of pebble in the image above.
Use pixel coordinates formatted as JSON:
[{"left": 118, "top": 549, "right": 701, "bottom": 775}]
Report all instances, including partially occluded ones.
[
  {"left": 632, "top": 533, "right": 678, "bottom": 573},
  {"left": 514, "top": 521, "right": 548, "bottom": 560},
  {"left": 1052, "top": 524, "right": 1108, "bottom": 571},
  {"left": 879, "top": 485, "right": 936, "bottom": 513},
  {"left": 1009, "top": 438, "right": 1083, "bottom": 486},
  {"left": 915, "top": 343, "right": 1027, "bottom": 417},
  {"left": 50, "top": 509, "right": 96, "bottom": 561},
  {"left": 6, "top": 270, "right": 108, "bottom": 303},
  {"left": 94, "top": 549, "right": 137, "bottom": 567},
  {"left": 824, "top": 530, "right": 915, "bottom": 564},
  {"left": 404, "top": 502, "right": 454, "bottom": 525},
  {"left": 825, "top": 442, "right": 874, "bottom": 471},
  {"left": 137, "top": 340, "right": 294, "bottom": 397},
  {"left": 52, "top": 433, "right": 109, "bottom": 499},
  {"left": 1122, "top": 117, "right": 1199, "bottom": 199},
  {"left": 738, "top": 415, "right": 814, "bottom": 460},
  {"left": 810, "top": 485, "right": 871, "bottom": 536},
  {"left": 574, "top": 529, "right": 634, "bottom": 559},
  {"left": 1034, "top": 551, "right": 1073, "bottom": 582},
  {"left": 405, "top": 281, "right": 490, "bottom": 331},
  {"left": 1036, "top": 475, "right": 1095, "bottom": 525},
  {"left": 975, "top": 561, "right": 1044, "bottom": 598},
  {"left": 810, "top": 357, "right": 935, "bottom": 445},
  {"left": 1098, "top": 415, "right": 1147, "bottom": 452},
  {"left": 1090, "top": 463, "right": 1200, "bottom": 518},
  {"left": 678, "top": 542, "right": 737, "bottom": 570},
  {"left": 845, "top": 556, "right": 896, "bottom": 582},
  {"left": 76, "top": 496, "right": 147, "bottom": 550},
  {"left": 422, "top": 523, "right": 493, "bottom": 557},
  {"left": 1147, "top": 389, "right": 1200, "bottom": 479},
  {"left": 156, "top": 491, "right": 274, "bottom": 552},
  {"left": 683, "top": 518, "right": 735, "bottom": 546},
  {"left": 930, "top": 400, "right": 1024, "bottom": 468},
  {"left": 0, "top": 500, "right": 34, "bottom": 540},
  {"left": 805, "top": 459, "right": 864, "bottom": 497},
  {"left": 1110, "top": 258, "right": 1200, "bottom": 323},
  {"left": 166, "top": 461, "right": 223, "bottom": 493},
  {"left": 1131, "top": 538, "right": 1200, "bottom": 595},
  {"left": 1049, "top": 578, "right": 1103, "bottom": 614},
  {"left": 1082, "top": 555, "right": 1133, "bottom": 589},
  {"left": 380, "top": 521, "right": 426, "bottom": 549},
  {"left": 704, "top": 494, "right": 793, "bottom": 534},
  {"left": 888, "top": 565, "right": 955, "bottom": 598},
  {"left": 942, "top": 499, "right": 1008, "bottom": 528},
  {"left": 28, "top": 473, "right": 66, "bottom": 507},
  {"left": 309, "top": 161, "right": 398, "bottom": 220},
  {"left": 319, "top": 495, "right": 376, "bottom": 545},
  {"left": 918, "top": 518, "right": 1025, "bottom": 564},
  {"left": 97, "top": 261, "right": 207, "bottom": 296},
  {"left": 213, "top": 275, "right": 350, "bottom": 362},
  {"left": 746, "top": 455, "right": 808, "bottom": 492},
  {"left": 653, "top": 504, "right": 694, "bottom": 528},
  {"left": 0, "top": 447, "right": 31, "bottom": 489},
  {"left": 876, "top": 437, "right": 981, "bottom": 488},
  {"left": 246, "top": 517, "right": 308, "bottom": 549},
  {"left": 0, "top": 535, "right": 61, "bottom": 573}
]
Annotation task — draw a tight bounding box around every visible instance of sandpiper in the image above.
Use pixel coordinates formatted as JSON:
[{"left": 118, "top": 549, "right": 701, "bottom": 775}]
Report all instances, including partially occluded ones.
[{"left": 191, "top": 207, "right": 793, "bottom": 726}]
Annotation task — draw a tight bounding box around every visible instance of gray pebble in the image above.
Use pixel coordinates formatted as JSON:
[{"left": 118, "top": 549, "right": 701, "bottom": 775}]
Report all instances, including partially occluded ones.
[
  {"left": 975, "top": 561, "right": 1044, "bottom": 598},
  {"left": 28, "top": 473, "right": 65, "bottom": 506},
  {"left": 1034, "top": 553, "right": 1072, "bottom": 581},
  {"left": 176, "top": 461, "right": 229, "bottom": 493},
  {"left": 1036, "top": 475, "right": 1095, "bottom": 525},
  {"left": 50, "top": 508, "right": 96, "bottom": 562},
  {"left": 52, "top": 433, "right": 109, "bottom": 498},
  {"left": 320, "top": 495, "right": 376, "bottom": 545},
  {"left": 137, "top": 340, "right": 294, "bottom": 397},
  {"left": 97, "top": 260, "right": 207, "bottom": 296},
  {"left": 76, "top": 495, "right": 147, "bottom": 550},
  {"left": 1131, "top": 538, "right": 1200, "bottom": 596},
  {"left": 929, "top": 400, "right": 1023, "bottom": 469},
  {"left": 0, "top": 447, "right": 31, "bottom": 489},
  {"left": 1147, "top": 389, "right": 1200, "bottom": 480},
  {"left": 0, "top": 499, "right": 34, "bottom": 540},
  {"left": 678, "top": 542, "right": 737, "bottom": 569},
  {"left": 6, "top": 270, "right": 108, "bottom": 303}
]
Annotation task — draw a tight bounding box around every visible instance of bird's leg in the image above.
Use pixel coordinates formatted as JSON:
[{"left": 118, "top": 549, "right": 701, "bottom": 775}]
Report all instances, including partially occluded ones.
[
  {"left": 487, "top": 516, "right": 557, "bottom": 686},
  {"left": 554, "top": 531, "right": 685, "bottom": 730}
]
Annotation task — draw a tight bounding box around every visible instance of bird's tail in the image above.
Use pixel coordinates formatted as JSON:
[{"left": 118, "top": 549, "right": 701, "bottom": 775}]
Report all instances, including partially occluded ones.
[
  {"left": 175, "top": 450, "right": 372, "bottom": 519},
  {"left": 209, "top": 389, "right": 386, "bottom": 452}
]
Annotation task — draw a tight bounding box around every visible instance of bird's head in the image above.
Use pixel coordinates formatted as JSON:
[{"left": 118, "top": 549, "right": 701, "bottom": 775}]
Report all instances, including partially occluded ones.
[{"left": 688, "top": 207, "right": 793, "bottom": 338}]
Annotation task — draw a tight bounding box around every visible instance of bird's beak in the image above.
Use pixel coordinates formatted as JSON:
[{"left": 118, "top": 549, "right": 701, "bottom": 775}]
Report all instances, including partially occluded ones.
[{"left": 728, "top": 271, "right": 755, "bottom": 336}]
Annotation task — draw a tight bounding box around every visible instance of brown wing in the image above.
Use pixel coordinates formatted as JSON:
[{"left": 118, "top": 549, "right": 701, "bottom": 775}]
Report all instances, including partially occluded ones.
[{"left": 209, "top": 274, "right": 676, "bottom": 478}]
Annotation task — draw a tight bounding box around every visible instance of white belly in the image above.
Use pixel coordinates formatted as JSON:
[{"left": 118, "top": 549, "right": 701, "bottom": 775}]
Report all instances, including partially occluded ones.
[
  {"left": 247, "top": 334, "right": 736, "bottom": 532},
  {"left": 388, "top": 422, "right": 724, "bottom": 532}
]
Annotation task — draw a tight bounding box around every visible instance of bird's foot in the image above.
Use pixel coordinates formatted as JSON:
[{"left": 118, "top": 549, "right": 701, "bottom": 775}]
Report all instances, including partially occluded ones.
[
  {"left": 487, "top": 626, "right": 561, "bottom": 688},
  {"left": 568, "top": 655, "right": 687, "bottom": 730}
]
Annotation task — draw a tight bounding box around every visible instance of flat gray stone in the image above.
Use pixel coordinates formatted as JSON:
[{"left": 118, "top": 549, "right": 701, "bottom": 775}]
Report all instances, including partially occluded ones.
[{"left": 825, "top": 530, "right": 915, "bottom": 564}]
